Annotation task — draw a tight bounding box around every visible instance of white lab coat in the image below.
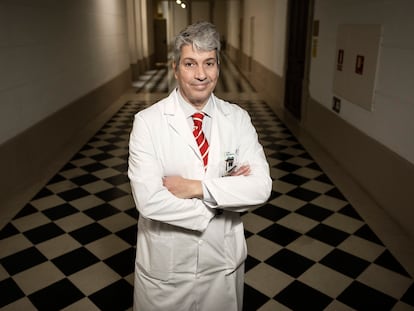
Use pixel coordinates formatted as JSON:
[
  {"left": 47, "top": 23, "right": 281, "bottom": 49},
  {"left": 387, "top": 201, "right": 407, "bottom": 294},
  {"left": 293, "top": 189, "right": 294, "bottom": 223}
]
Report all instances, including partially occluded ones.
[{"left": 128, "top": 90, "right": 272, "bottom": 311}]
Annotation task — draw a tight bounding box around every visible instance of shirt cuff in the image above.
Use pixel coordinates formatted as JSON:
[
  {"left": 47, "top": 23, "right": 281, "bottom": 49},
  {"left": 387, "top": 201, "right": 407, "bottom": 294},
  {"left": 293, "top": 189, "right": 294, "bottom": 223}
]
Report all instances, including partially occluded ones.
[{"left": 202, "top": 182, "right": 217, "bottom": 207}]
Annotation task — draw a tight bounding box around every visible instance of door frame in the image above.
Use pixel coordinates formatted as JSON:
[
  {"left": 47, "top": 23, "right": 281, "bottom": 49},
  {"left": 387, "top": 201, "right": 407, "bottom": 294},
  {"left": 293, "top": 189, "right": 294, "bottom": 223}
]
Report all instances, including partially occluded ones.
[{"left": 284, "top": 0, "right": 314, "bottom": 121}]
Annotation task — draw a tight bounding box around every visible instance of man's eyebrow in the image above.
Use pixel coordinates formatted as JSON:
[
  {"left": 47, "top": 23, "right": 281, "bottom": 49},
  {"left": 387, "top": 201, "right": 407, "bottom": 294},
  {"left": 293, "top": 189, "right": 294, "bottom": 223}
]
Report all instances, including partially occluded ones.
[{"left": 181, "top": 57, "right": 217, "bottom": 62}]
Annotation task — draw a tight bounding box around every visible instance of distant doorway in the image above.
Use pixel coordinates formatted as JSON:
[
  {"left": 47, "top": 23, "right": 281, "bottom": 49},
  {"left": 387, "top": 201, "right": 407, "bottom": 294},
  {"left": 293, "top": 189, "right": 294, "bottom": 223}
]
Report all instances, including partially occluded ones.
[
  {"left": 154, "top": 18, "right": 168, "bottom": 65},
  {"left": 284, "top": 0, "right": 312, "bottom": 120}
]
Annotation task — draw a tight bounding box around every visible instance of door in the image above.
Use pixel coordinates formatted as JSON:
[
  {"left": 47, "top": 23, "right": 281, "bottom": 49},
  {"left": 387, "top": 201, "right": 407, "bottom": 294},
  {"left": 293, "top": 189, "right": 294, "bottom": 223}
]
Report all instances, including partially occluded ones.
[
  {"left": 154, "top": 18, "right": 168, "bottom": 64},
  {"left": 284, "top": 0, "right": 311, "bottom": 120}
]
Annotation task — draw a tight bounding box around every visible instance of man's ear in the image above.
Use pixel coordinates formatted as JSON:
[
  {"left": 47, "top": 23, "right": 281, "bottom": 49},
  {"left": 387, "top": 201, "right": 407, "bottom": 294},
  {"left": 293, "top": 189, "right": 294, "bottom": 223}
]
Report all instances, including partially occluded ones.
[{"left": 172, "top": 61, "right": 177, "bottom": 71}]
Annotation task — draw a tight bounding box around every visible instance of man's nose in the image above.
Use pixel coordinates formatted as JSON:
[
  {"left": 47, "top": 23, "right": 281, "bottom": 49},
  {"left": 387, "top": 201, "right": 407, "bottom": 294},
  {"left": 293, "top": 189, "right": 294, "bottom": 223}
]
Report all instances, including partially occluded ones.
[{"left": 195, "top": 65, "right": 207, "bottom": 80}]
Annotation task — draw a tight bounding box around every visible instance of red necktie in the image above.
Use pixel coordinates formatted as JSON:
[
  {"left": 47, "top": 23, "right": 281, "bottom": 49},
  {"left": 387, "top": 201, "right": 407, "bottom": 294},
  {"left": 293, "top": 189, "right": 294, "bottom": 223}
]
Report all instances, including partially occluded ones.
[{"left": 192, "top": 112, "right": 209, "bottom": 168}]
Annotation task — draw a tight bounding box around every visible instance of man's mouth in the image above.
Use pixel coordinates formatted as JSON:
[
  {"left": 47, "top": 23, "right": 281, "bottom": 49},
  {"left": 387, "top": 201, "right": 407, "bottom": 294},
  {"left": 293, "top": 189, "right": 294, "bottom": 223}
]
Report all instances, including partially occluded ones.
[{"left": 192, "top": 82, "right": 209, "bottom": 89}]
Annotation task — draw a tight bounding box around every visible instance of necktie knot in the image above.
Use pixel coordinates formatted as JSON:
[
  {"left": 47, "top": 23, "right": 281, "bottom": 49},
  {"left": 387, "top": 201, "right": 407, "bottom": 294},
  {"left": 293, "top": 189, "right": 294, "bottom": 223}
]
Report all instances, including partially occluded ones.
[{"left": 192, "top": 112, "right": 204, "bottom": 129}]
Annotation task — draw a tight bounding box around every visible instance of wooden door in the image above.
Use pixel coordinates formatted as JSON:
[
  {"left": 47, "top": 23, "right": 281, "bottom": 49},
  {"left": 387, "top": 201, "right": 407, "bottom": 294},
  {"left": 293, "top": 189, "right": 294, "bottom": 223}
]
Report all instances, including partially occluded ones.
[
  {"left": 154, "top": 18, "right": 167, "bottom": 64},
  {"left": 284, "top": 0, "right": 311, "bottom": 120}
]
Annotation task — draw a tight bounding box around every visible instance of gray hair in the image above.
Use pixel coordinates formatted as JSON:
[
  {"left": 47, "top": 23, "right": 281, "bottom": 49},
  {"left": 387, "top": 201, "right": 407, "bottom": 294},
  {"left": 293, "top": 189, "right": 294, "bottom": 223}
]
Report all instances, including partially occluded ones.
[{"left": 173, "top": 21, "right": 221, "bottom": 66}]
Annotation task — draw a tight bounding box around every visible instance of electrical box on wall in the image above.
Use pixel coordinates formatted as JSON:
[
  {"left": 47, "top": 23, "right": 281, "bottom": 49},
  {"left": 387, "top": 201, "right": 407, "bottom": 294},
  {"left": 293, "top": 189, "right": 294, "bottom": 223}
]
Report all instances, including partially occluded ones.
[{"left": 333, "top": 24, "right": 382, "bottom": 111}]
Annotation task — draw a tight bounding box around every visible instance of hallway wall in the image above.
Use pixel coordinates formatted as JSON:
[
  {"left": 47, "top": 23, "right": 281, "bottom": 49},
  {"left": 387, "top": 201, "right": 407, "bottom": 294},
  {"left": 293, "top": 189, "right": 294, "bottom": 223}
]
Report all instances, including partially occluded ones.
[
  {"left": 0, "top": 1, "right": 131, "bottom": 219},
  {"left": 222, "top": 0, "right": 414, "bottom": 241},
  {"left": 225, "top": 0, "right": 288, "bottom": 109},
  {"left": 306, "top": 0, "right": 414, "bottom": 241}
]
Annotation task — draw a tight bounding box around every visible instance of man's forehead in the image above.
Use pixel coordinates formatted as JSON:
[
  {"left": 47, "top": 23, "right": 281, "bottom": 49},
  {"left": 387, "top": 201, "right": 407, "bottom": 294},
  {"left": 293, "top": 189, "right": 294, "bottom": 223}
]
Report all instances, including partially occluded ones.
[{"left": 181, "top": 45, "right": 216, "bottom": 59}]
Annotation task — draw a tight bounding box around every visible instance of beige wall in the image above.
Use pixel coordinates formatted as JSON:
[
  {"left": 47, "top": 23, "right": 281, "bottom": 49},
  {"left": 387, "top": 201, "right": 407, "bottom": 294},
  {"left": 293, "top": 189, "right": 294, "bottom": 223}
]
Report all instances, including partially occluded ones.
[
  {"left": 310, "top": 0, "right": 414, "bottom": 166},
  {"left": 0, "top": 1, "right": 130, "bottom": 145},
  {"left": 0, "top": 1, "right": 131, "bottom": 223},
  {"left": 306, "top": 0, "right": 414, "bottom": 240}
]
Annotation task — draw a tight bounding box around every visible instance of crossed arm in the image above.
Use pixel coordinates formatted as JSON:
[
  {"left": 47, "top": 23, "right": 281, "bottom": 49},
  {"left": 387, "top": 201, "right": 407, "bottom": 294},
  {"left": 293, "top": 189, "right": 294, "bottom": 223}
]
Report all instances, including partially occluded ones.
[{"left": 162, "top": 164, "right": 251, "bottom": 199}]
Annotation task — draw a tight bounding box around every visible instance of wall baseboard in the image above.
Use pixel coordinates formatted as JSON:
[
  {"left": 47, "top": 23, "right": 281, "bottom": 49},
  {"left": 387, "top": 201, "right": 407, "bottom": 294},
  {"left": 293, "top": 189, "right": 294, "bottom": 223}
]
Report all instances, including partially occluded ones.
[
  {"left": 304, "top": 98, "right": 414, "bottom": 242},
  {"left": 0, "top": 69, "right": 131, "bottom": 229}
]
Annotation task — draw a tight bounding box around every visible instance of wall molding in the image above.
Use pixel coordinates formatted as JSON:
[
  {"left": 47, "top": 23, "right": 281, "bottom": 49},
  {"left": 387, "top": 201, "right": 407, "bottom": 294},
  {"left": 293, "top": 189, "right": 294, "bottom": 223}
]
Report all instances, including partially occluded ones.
[{"left": 0, "top": 69, "right": 131, "bottom": 228}]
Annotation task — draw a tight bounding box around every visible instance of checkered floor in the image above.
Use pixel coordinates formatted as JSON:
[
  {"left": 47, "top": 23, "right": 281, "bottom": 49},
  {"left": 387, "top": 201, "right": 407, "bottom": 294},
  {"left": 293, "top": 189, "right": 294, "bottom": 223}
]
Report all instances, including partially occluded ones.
[{"left": 1, "top": 62, "right": 414, "bottom": 311}]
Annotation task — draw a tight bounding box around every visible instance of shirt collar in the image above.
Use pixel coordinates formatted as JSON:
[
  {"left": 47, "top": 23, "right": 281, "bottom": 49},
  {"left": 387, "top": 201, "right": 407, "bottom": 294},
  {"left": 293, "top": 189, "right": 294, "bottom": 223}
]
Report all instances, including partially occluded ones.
[{"left": 176, "top": 88, "right": 213, "bottom": 119}]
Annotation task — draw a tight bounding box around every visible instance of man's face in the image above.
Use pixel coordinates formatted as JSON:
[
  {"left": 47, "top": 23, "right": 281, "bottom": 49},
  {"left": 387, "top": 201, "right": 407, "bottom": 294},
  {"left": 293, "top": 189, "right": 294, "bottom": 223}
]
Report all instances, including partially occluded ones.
[{"left": 173, "top": 44, "right": 219, "bottom": 109}]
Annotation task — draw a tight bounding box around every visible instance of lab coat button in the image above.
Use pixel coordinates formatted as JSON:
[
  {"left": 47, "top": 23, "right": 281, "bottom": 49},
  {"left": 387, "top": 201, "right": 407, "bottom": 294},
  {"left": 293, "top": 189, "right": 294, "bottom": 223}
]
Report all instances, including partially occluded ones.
[{"left": 198, "top": 240, "right": 203, "bottom": 245}]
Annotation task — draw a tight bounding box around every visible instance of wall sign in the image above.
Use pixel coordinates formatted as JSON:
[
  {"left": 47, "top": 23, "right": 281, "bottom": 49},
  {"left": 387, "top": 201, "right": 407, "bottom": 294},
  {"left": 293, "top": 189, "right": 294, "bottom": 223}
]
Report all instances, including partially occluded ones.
[{"left": 332, "top": 24, "right": 382, "bottom": 111}]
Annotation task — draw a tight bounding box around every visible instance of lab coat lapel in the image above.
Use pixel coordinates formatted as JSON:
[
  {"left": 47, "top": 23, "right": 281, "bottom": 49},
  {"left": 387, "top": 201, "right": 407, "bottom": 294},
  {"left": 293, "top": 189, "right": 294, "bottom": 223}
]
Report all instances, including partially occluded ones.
[
  {"left": 206, "top": 96, "right": 233, "bottom": 177},
  {"left": 164, "top": 91, "right": 202, "bottom": 161}
]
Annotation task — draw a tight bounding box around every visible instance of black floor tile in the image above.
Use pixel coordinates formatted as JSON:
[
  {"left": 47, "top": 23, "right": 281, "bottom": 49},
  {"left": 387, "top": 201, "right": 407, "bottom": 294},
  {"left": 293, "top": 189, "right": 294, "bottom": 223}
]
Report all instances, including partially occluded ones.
[
  {"left": 84, "top": 203, "right": 120, "bottom": 221},
  {"left": 274, "top": 162, "right": 301, "bottom": 172},
  {"left": 95, "top": 188, "right": 129, "bottom": 202},
  {"left": 338, "top": 204, "right": 363, "bottom": 220},
  {"left": 279, "top": 173, "right": 309, "bottom": 186},
  {"left": 31, "top": 187, "right": 54, "bottom": 200},
  {"left": 69, "top": 223, "right": 111, "bottom": 245},
  {"left": 0, "top": 223, "right": 19, "bottom": 239},
  {"left": 265, "top": 249, "right": 315, "bottom": 278},
  {"left": 274, "top": 280, "right": 332, "bottom": 310},
  {"left": 258, "top": 223, "right": 301, "bottom": 247},
  {"left": 325, "top": 187, "right": 347, "bottom": 200},
  {"left": 320, "top": 249, "right": 370, "bottom": 278},
  {"left": 245, "top": 254, "right": 261, "bottom": 272},
  {"left": 92, "top": 153, "right": 113, "bottom": 161},
  {"left": 374, "top": 249, "right": 410, "bottom": 277},
  {"left": 70, "top": 174, "right": 100, "bottom": 186},
  {"left": 124, "top": 207, "right": 139, "bottom": 220},
  {"left": 52, "top": 247, "right": 100, "bottom": 276},
  {"left": 57, "top": 187, "right": 91, "bottom": 202},
  {"left": 252, "top": 204, "right": 290, "bottom": 222},
  {"left": 81, "top": 162, "right": 107, "bottom": 172},
  {"left": 337, "top": 281, "right": 397, "bottom": 310},
  {"left": 295, "top": 203, "right": 333, "bottom": 222},
  {"left": 2, "top": 247, "right": 48, "bottom": 275},
  {"left": 0, "top": 278, "right": 25, "bottom": 308},
  {"left": 271, "top": 152, "right": 294, "bottom": 162},
  {"left": 401, "top": 283, "right": 414, "bottom": 306},
  {"left": 105, "top": 174, "right": 130, "bottom": 186},
  {"left": 306, "top": 223, "right": 350, "bottom": 246},
  {"left": 23, "top": 222, "right": 65, "bottom": 244},
  {"left": 354, "top": 224, "right": 384, "bottom": 245},
  {"left": 243, "top": 284, "right": 269, "bottom": 311},
  {"left": 42, "top": 203, "right": 79, "bottom": 220},
  {"left": 104, "top": 247, "right": 136, "bottom": 277},
  {"left": 28, "top": 278, "right": 85, "bottom": 311},
  {"left": 13, "top": 204, "right": 38, "bottom": 219},
  {"left": 314, "top": 173, "right": 333, "bottom": 184},
  {"left": 89, "top": 279, "right": 133, "bottom": 311},
  {"left": 287, "top": 187, "right": 320, "bottom": 201}
]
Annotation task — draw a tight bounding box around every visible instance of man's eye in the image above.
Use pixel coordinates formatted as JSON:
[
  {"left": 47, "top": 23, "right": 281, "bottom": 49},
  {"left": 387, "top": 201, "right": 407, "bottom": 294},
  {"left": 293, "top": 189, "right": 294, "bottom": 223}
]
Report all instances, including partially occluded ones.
[
  {"left": 184, "top": 62, "right": 194, "bottom": 67},
  {"left": 206, "top": 62, "right": 216, "bottom": 66}
]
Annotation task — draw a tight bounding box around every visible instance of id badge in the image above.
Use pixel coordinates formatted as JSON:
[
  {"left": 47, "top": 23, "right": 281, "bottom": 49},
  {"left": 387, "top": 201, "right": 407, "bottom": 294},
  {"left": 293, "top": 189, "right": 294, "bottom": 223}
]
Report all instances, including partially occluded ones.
[{"left": 223, "top": 150, "right": 238, "bottom": 176}]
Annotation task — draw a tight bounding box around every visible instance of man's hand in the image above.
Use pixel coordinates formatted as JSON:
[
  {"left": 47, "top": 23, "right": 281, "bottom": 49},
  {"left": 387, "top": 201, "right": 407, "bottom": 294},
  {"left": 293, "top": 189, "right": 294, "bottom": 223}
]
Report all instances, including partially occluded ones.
[
  {"left": 229, "top": 164, "right": 251, "bottom": 176},
  {"left": 163, "top": 176, "right": 203, "bottom": 199}
]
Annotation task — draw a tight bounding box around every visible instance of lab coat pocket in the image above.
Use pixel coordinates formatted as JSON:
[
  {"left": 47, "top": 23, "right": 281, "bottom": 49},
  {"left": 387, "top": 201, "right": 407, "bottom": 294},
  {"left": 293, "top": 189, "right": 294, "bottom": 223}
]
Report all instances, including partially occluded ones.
[
  {"left": 224, "top": 223, "right": 247, "bottom": 274},
  {"left": 138, "top": 230, "right": 172, "bottom": 281}
]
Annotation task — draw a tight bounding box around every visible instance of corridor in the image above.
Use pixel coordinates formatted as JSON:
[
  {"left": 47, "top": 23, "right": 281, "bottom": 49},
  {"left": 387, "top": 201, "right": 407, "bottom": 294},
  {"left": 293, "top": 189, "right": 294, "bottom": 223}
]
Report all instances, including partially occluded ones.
[{"left": 1, "top": 54, "right": 413, "bottom": 310}]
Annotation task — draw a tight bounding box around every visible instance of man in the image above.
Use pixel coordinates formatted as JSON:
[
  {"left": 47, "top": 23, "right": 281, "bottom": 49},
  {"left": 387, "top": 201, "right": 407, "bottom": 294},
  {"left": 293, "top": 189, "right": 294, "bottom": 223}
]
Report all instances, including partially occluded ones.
[{"left": 128, "top": 21, "right": 272, "bottom": 311}]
